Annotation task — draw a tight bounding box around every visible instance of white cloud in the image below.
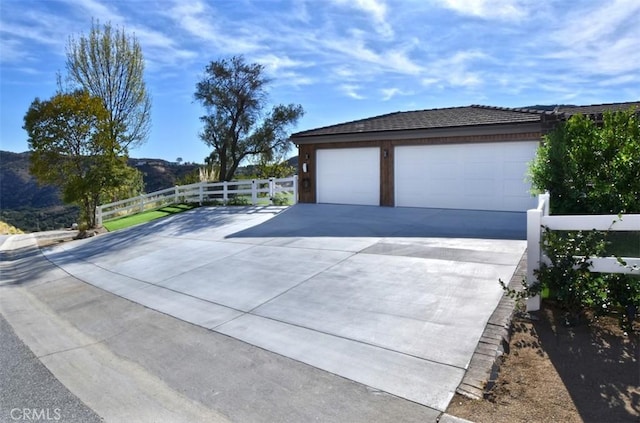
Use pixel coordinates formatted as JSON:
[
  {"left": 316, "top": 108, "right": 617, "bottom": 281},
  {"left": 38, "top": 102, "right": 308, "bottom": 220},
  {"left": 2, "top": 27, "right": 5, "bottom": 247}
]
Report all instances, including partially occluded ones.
[
  {"left": 274, "top": 71, "right": 315, "bottom": 88},
  {"left": 321, "top": 31, "right": 421, "bottom": 76},
  {"left": 380, "top": 87, "right": 413, "bottom": 101},
  {"left": 332, "top": 0, "right": 393, "bottom": 38},
  {"left": 255, "top": 54, "right": 310, "bottom": 73},
  {"left": 434, "top": 0, "right": 531, "bottom": 20},
  {"left": 340, "top": 84, "right": 366, "bottom": 99},
  {"left": 291, "top": 0, "right": 312, "bottom": 23},
  {"left": 61, "top": 0, "right": 124, "bottom": 24},
  {"left": 164, "top": 0, "right": 263, "bottom": 54},
  {"left": 255, "top": 54, "right": 315, "bottom": 87},
  {"left": 547, "top": 0, "right": 640, "bottom": 77},
  {"left": 420, "top": 50, "right": 486, "bottom": 88}
]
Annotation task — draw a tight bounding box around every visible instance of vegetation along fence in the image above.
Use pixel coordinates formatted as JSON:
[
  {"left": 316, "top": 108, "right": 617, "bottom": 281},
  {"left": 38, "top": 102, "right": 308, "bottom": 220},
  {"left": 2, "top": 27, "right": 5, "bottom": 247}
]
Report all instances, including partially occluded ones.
[
  {"left": 526, "top": 192, "right": 640, "bottom": 311},
  {"left": 96, "top": 176, "right": 298, "bottom": 226}
]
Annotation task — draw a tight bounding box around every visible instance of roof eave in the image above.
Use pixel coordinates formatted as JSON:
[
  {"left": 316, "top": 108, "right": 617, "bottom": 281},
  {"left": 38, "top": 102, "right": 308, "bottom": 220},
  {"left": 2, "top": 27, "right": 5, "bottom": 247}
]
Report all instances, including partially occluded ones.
[{"left": 291, "top": 121, "right": 543, "bottom": 145}]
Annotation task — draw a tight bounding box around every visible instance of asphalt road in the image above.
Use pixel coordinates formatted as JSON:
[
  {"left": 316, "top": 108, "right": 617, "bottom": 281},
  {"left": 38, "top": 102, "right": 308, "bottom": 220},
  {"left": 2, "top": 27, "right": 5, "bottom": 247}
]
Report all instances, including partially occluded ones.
[{"left": 0, "top": 313, "right": 103, "bottom": 423}]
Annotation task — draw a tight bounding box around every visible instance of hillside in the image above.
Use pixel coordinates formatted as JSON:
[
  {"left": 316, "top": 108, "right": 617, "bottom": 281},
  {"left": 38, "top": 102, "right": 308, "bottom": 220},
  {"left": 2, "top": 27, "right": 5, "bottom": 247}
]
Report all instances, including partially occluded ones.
[
  {"left": 1, "top": 151, "right": 299, "bottom": 232},
  {"left": 0, "top": 151, "right": 200, "bottom": 232}
]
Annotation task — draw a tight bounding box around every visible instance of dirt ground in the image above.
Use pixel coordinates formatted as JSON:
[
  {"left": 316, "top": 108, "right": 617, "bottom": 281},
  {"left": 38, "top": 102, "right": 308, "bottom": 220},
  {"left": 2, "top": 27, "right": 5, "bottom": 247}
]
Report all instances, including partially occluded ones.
[{"left": 447, "top": 304, "right": 639, "bottom": 423}]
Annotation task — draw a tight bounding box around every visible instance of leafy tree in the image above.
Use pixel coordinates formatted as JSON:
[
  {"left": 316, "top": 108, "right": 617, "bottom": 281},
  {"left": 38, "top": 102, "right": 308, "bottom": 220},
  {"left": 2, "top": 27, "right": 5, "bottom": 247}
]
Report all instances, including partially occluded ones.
[
  {"left": 24, "top": 90, "right": 142, "bottom": 228},
  {"left": 195, "top": 56, "right": 304, "bottom": 181},
  {"left": 66, "top": 20, "right": 151, "bottom": 152},
  {"left": 255, "top": 159, "right": 296, "bottom": 179},
  {"left": 523, "top": 108, "right": 640, "bottom": 330},
  {"left": 529, "top": 108, "right": 640, "bottom": 214}
]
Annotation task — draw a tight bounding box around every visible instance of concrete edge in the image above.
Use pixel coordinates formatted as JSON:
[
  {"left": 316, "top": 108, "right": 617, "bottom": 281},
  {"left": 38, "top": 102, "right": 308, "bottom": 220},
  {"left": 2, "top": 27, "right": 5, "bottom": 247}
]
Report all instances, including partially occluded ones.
[
  {"left": 0, "top": 236, "right": 232, "bottom": 423},
  {"left": 454, "top": 250, "right": 527, "bottom": 399},
  {"left": 438, "top": 413, "right": 476, "bottom": 423}
]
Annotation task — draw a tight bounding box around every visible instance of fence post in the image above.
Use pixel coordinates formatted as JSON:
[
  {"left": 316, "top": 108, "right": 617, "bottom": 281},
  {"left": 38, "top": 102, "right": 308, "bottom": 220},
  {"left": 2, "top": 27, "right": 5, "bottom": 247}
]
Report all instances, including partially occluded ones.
[
  {"left": 292, "top": 175, "right": 298, "bottom": 205},
  {"left": 526, "top": 198, "right": 543, "bottom": 311},
  {"left": 96, "top": 206, "right": 102, "bottom": 227},
  {"left": 223, "top": 181, "right": 228, "bottom": 204},
  {"left": 269, "top": 177, "right": 274, "bottom": 205},
  {"left": 251, "top": 180, "right": 257, "bottom": 205},
  {"left": 174, "top": 186, "right": 179, "bottom": 204},
  {"left": 199, "top": 182, "right": 204, "bottom": 205},
  {"left": 541, "top": 191, "right": 550, "bottom": 216},
  {"left": 139, "top": 195, "right": 145, "bottom": 213}
]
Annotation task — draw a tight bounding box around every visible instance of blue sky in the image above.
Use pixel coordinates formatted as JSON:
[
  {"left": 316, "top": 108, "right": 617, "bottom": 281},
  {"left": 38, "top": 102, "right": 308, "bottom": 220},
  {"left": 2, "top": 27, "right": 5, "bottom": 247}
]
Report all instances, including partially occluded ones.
[{"left": 1, "top": 0, "right": 639, "bottom": 164}]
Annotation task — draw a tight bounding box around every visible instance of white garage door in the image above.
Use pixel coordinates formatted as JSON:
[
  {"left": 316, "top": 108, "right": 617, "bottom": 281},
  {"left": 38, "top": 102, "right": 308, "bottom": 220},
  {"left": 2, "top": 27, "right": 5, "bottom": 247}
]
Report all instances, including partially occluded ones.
[
  {"left": 395, "top": 142, "right": 538, "bottom": 211},
  {"left": 317, "top": 147, "right": 380, "bottom": 206}
]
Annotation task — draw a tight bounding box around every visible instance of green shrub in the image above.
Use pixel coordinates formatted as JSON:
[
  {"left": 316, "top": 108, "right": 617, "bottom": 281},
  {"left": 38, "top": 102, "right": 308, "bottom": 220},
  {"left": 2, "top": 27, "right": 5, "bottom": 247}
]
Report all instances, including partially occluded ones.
[
  {"left": 271, "top": 193, "right": 290, "bottom": 206},
  {"left": 226, "top": 196, "right": 250, "bottom": 206},
  {"left": 529, "top": 109, "right": 640, "bottom": 214},
  {"left": 201, "top": 199, "right": 223, "bottom": 206},
  {"left": 503, "top": 227, "right": 639, "bottom": 331}
]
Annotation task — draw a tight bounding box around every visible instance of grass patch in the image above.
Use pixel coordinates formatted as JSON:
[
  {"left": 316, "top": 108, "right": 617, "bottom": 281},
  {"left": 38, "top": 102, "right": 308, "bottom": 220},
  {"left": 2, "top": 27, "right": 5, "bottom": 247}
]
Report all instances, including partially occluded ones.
[{"left": 103, "top": 203, "right": 197, "bottom": 232}]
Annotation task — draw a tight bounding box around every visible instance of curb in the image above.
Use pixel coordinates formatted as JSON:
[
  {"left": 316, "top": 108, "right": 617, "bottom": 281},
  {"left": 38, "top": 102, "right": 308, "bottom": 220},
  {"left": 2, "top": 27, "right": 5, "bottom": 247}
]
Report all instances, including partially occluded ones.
[{"left": 455, "top": 250, "right": 527, "bottom": 399}]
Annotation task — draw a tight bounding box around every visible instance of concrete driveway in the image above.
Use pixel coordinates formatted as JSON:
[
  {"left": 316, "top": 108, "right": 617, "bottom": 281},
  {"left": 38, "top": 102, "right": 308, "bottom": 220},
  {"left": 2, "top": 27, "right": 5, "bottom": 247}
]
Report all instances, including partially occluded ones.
[{"left": 41, "top": 204, "right": 526, "bottom": 413}]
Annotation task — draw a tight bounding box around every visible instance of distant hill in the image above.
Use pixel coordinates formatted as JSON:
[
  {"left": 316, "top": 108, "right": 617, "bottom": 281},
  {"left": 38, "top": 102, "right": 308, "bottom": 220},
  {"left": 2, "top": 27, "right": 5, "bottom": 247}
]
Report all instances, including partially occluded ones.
[
  {"left": 0, "top": 151, "right": 200, "bottom": 231},
  {"left": 0, "top": 151, "right": 299, "bottom": 232},
  {"left": 1, "top": 151, "right": 61, "bottom": 209},
  {"left": 0, "top": 151, "right": 201, "bottom": 209},
  {"left": 129, "top": 157, "right": 201, "bottom": 192}
]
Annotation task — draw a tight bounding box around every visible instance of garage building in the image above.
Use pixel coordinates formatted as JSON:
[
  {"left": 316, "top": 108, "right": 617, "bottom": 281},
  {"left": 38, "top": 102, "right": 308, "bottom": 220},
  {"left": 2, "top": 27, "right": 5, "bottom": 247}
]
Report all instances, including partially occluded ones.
[{"left": 290, "top": 103, "right": 638, "bottom": 212}]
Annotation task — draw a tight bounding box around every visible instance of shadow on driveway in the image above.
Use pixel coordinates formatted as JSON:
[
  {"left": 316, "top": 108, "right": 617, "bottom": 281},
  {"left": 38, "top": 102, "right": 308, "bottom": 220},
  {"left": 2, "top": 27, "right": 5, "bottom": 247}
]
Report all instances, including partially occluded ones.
[{"left": 227, "top": 203, "right": 527, "bottom": 240}]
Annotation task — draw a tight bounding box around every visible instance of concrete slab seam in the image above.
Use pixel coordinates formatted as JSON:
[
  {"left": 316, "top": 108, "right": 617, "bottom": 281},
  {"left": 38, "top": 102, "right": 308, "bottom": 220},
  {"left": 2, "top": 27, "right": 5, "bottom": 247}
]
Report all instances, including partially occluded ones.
[{"left": 226, "top": 310, "right": 469, "bottom": 372}]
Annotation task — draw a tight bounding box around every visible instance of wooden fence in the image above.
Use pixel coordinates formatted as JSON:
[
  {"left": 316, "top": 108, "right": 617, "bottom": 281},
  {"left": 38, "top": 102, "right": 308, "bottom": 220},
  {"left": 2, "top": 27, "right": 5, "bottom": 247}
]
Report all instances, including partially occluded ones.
[
  {"left": 526, "top": 192, "right": 640, "bottom": 311},
  {"left": 96, "top": 176, "right": 297, "bottom": 226}
]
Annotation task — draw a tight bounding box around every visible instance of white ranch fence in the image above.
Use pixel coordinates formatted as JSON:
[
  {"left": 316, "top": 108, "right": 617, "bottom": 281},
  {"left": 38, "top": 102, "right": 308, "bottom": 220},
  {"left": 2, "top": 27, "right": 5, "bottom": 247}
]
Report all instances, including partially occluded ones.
[
  {"left": 96, "top": 176, "right": 298, "bottom": 226},
  {"left": 526, "top": 192, "right": 640, "bottom": 311}
]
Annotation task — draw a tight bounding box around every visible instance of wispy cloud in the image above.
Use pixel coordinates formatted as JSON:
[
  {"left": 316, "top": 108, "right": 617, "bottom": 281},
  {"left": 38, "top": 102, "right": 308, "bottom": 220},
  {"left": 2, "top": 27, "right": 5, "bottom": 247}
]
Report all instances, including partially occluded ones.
[
  {"left": 547, "top": 0, "right": 640, "bottom": 78},
  {"left": 380, "top": 87, "right": 413, "bottom": 101},
  {"left": 255, "top": 54, "right": 310, "bottom": 73},
  {"left": 434, "top": 0, "right": 531, "bottom": 20},
  {"left": 130, "top": 26, "right": 197, "bottom": 68},
  {"left": 421, "top": 50, "right": 487, "bottom": 88},
  {"left": 164, "top": 0, "right": 263, "bottom": 54},
  {"left": 2, "top": 0, "right": 639, "bottom": 163},
  {"left": 321, "top": 31, "right": 421, "bottom": 77},
  {"left": 340, "top": 84, "right": 366, "bottom": 99},
  {"left": 255, "top": 54, "right": 315, "bottom": 87},
  {"left": 332, "top": 0, "right": 394, "bottom": 38}
]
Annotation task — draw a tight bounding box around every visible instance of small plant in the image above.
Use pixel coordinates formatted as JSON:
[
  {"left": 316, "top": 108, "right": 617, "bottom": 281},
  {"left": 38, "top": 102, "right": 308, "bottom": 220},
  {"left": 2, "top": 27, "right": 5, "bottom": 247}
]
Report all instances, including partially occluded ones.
[
  {"left": 198, "top": 164, "right": 220, "bottom": 182},
  {"left": 501, "top": 226, "right": 640, "bottom": 331},
  {"left": 201, "top": 199, "right": 223, "bottom": 206},
  {"left": 271, "top": 193, "right": 290, "bottom": 206},
  {"left": 226, "top": 196, "right": 250, "bottom": 206}
]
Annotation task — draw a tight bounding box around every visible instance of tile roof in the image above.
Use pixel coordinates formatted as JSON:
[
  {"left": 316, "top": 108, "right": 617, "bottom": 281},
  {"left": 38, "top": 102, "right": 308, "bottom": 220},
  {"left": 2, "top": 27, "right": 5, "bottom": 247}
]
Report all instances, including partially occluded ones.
[
  {"left": 291, "top": 105, "right": 548, "bottom": 138},
  {"left": 555, "top": 101, "right": 640, "bottom": 116},
  {"left": 291, "top": 101, "right": 639, "bottom": 138}
]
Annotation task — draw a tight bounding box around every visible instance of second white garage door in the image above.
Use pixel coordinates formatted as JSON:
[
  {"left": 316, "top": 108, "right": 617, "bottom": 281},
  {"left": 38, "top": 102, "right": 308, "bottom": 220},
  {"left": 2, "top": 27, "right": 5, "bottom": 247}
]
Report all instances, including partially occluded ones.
[
  {"left": 395, "top": 142, "right": 538, "bottom": 211},
  {"left": 317, "top": 147, "right": 380, "bottom": 206}
]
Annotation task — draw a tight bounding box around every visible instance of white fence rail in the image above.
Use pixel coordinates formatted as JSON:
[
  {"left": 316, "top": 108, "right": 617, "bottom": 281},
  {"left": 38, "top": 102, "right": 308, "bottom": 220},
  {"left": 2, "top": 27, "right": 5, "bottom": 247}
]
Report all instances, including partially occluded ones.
[
  {"left": 526, "top": 192, "right": 640, "bottom": 311},
  {"left": 96, "top": 176, "right": 298, "bottom": 226}
]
